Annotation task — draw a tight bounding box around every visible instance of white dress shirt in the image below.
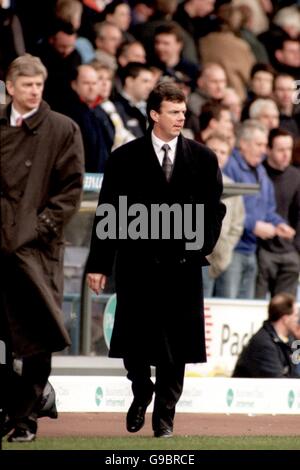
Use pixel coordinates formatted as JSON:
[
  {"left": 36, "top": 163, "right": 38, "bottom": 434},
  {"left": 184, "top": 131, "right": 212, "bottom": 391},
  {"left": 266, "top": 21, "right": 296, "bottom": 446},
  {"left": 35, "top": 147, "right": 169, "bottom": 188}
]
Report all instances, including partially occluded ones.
[
  {"left": 151, "top": 131, "right": 178, "bottom": 166},
  {"left": 10, "top": 105, "right": 38, "bottom": 127}
]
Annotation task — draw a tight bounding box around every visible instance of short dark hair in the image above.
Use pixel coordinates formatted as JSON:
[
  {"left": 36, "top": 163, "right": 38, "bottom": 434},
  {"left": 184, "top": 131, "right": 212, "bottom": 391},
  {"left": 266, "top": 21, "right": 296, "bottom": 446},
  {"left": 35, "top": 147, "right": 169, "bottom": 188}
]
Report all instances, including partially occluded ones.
[
  {"left": 199, "top": 102, "right": 230, "bottom": 131},
  {"left": 146, "top": 81, "right": 186, "bottom": 122},
  {"left": 154, "top": 22, "right": 184, "bottom": 43},
  {"left": 268, "top": 128, "right": 293, "bottom": 148},
  {"left": 103, "top": 0, "right": 129, "bottom": 16},
  {"left": 274, "top": 35, "right": 299, "bottom": 52},
  {"left": 119, "top": 62, "right": 151, "bottom": 85},
  {"left": 250, "top": 63, "right": 274, "bottom": 79},
  {"left": 48, "top": 19, "right": 76, "bottom": 37},
  {"left": 268, "top": 293, "right": 295, "bottom": 322}
]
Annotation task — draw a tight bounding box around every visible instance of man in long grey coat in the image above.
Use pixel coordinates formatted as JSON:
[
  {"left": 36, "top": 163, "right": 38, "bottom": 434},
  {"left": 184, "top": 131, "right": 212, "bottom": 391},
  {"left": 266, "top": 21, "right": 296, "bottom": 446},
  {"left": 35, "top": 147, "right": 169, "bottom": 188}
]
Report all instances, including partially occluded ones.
[
  {"left": 0, "top": 54, "right": 84, "bottom": 442},
  {"left": 87, "top": 82, "right": 225, "bottom": 437}
]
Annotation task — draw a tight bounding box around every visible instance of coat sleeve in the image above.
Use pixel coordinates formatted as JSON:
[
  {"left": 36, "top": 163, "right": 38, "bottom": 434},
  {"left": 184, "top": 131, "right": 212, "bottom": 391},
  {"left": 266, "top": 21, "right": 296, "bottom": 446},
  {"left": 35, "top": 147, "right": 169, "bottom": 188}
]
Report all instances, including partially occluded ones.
[{"left": 36, "top": 121, "right": 84, "bottom": 242}]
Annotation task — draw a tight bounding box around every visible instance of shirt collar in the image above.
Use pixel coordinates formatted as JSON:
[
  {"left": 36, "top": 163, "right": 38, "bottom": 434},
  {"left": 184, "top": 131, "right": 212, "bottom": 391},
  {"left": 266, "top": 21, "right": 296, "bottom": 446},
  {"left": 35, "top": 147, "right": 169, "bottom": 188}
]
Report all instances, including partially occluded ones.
[
  {"left": 151, "top": 131, "right": 178, "bottom": 162},
  {"left": 10, "top": 105, "right": 38, "bottom": 126}
]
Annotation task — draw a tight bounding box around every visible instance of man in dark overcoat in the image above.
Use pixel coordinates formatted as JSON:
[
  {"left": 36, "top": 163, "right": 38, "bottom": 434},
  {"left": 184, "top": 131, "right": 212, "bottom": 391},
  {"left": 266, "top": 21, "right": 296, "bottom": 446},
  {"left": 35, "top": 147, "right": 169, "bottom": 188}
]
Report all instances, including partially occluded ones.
[
  {"left": 0, "top": 54, "right": 84, "bottom": 442},
  {"left": 87, "top": 82, "right": 225, "bottom": 437}
]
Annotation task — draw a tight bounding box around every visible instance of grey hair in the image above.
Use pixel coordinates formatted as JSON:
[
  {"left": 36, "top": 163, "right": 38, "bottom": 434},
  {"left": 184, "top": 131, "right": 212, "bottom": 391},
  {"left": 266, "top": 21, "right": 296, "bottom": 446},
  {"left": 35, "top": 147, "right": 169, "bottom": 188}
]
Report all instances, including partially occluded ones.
[
  {"left": 236, "top": 119, "right": 267, "bottom": 146},
  {"left": 273, "top": 6, "right": 300, "bottom": 32},
  {"left": 6, "top": 54, "right": 48, "bottom": 83},
  {"left": 249, "top": 99, "right": 279, "bottom": 120}
]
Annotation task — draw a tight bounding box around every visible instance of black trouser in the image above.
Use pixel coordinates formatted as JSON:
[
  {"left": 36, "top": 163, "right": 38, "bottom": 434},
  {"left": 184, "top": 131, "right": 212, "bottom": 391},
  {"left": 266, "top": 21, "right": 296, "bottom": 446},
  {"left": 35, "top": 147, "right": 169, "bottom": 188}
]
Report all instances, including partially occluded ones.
[
  {"left": 5, "top": 352, "right": 52, "bottom": 432},
  {"left": 0, "top": 260, "right": 51, "bottom": 432},
  {"left": 124, "top": 357, "right": 185, "bottom": 431},
  {"left": 0, "top": 330, "right": 51, "bottom": 431}
]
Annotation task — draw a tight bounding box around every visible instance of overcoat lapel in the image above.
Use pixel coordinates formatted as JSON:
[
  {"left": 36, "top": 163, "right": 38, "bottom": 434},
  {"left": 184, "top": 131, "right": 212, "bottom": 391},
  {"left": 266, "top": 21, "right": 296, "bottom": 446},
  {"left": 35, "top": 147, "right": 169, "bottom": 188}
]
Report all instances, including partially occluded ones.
[{"left": 142, "top": 132, "right": 167, "bottom": 187}]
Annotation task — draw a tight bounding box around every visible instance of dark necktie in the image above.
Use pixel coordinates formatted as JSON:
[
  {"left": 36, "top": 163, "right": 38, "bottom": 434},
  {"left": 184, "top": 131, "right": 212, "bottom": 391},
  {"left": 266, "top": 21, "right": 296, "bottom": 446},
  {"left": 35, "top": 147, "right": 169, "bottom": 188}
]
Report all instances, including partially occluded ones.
[{"left": 161, "top": 144, "right": 172, "bottom": 182}]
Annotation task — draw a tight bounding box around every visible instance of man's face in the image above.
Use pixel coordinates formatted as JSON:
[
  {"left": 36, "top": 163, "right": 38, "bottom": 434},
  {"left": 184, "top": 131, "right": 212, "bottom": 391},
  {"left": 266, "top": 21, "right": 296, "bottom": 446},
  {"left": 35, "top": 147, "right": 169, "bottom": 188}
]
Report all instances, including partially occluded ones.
[
  {"left": 199, "top": 67, "right": 227, "bottom": 100},
  {"left": 72, "top": 67, "right": 99, "bottom": 105},
  {"left": 154, "top": 34, "right": 182, "bottom": 65},
  {"left": 267, "top": 135, "right": 293, "bottom": 171},
  {"left": 222, "top": 88, "right": 242, "bottom": 122},
  {"left": 96, "top": 25, "right": 122, "bottom": 55},
  {"left": 125, "top": 43, "right": 146, "bottom": 64},
  {"left": 206, "top": 138, "right": 230, "bottom": 169},
  {"left": 151, "top": 100, "right": 186, "bottom": 141},
  {"left": 210, "top": 110, "right": 234, "bottom": 148},
  {"left": 217, "top": 110, "right": 233, "bottom": 132},
  {"left": 240, "top": 129, "right": 267, "bottom": 167},
  {"left": 50, "top": 31, "right": 76, "bottom": 58},
  {"left": 126, "top": 70, "right": 154, "bottom": 102},
  {"left": 277, "top": 41, "right": 300, "bottom": 67},
  {"left": 274, "top": 76, "right": 295, "bottom": 109},
  {"left": 283, "top": 303, "right": 299, "bottom": 334},
  {"left": 258, "top": 105, "right": 279, "bottom": 130},
  {"left": 251, "top": 71, "right": 273, "bottom": 97},
  {"left": 6, "top": 74, "right": 44, "bottom": 114},
  {"left": 107, "top": 3, "right": 131, "bottom": 31}
]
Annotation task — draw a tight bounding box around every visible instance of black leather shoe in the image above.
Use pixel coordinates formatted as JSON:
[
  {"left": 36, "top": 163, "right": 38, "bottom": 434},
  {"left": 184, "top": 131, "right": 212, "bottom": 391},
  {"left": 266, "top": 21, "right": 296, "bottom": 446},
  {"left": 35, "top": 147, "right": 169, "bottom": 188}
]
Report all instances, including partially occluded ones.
[
  {"left": 7, "top": 427, "right": 36, "bottom": 443},
  {"left": 126, "top": 398, "right": 151, "bottom": 433},
  {"left": 154, "top": 427, "right": 173, "bottom": 438}
]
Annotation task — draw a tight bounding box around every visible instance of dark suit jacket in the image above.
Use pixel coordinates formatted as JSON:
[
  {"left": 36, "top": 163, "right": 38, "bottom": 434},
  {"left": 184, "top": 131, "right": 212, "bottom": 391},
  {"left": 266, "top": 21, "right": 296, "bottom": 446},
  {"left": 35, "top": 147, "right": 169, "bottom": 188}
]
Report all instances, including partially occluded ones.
[
  {"left": 87, "top": 133, "right": 225, "bottom": 364},
  {"left": 64, "top": 94, "right": 115, "bottom": 173},
  {"left": 233, "top": 321, "right": 299, "bottom": 378},
  {"left": 114, "top": 93, "right": 147, "bottom": 138}
]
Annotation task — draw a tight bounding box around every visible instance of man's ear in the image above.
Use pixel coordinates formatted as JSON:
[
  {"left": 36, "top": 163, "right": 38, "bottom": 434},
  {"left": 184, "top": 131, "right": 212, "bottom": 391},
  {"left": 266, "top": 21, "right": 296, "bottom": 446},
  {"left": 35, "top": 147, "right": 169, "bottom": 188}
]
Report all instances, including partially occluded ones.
[
  {"left": 125, "top": 76, "right": 134, "bottom": 90},
  {"left": 210, "top": 118, "right": 218, "bottom": 130},
  {"left": 150, "top": 109, "right": 159, "bottom": 123},
  {"left": 48, "top": 35, "right": 55, "bottom": 46},
  {"left": 275, "top": 50, "right": 282, "bottom": 62},
  {"left": 6, "top": 80, "right": 14, "bottom": 97},
  {"left": 71, "top": 80, "right": 77, "bottom": 92},
  {"left": 118, "top": 56, "right": 126, "bottom": 67},
  {"left": 197, "top": 77, "right": 204, "bottom": 89}
]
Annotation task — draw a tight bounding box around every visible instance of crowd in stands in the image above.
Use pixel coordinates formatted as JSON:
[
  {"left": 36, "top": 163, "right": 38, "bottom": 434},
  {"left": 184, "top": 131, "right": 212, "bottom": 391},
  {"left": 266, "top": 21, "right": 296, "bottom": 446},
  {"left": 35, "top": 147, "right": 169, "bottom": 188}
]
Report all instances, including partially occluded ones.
[{"left": 1, "top": 0, "right": 300, "bottom": 301}]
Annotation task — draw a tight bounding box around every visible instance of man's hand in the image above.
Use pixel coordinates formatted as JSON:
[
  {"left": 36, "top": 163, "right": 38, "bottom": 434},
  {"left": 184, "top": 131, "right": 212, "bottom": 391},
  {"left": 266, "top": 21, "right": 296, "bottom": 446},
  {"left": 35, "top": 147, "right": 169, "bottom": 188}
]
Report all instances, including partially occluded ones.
[
  {"left": 276, "top": 223, "right": 296, "bottom": 240},
  {"left": 87, "top": 273, "right": 107, "bottom": 295},
  {"left": 253, "top": 221, "right": 276, "bottom": 239}
]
